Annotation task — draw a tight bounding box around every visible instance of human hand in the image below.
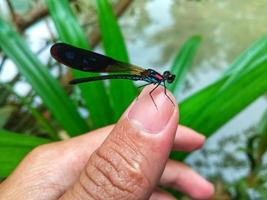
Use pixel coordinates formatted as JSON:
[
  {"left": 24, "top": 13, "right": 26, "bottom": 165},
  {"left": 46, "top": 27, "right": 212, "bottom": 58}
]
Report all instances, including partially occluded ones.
[{"left": 0, "top": 85, "right": 214, "bottom": 200}]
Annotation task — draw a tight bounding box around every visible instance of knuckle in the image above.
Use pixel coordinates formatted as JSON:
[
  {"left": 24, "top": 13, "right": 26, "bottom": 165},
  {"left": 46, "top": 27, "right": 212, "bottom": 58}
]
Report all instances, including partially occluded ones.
[
  {"left": 29, "top": 144, "right": 51, "bottom": 157},
  {"left": 28, "top": 143, "right": 61, "bottom": 161}
]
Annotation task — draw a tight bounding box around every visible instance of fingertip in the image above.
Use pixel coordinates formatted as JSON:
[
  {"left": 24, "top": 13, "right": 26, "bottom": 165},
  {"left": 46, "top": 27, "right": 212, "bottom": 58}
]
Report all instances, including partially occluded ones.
[
  {"left": 127, "top": 85, "right": 177, "bottom": 134},
  {"left": 174, "top": 126, "right": 206, "bottom": 151},
  {"left": 190, "top": 130, "right": 206, "bottom": 149},
  {"left": 190, "top": 178, "right": 214, "bottom": 200},
  {"left": 139, "top": 85, "right": 178, "bottom": 110},
  {"left": 161, "top": 161, "right": 214, "bottom": 200},
  {"left": 149, "top": 188, "right": 177, "bottom": 200},
  {"left": 182, "top": 164, "right": 214, "bottom": 199}
]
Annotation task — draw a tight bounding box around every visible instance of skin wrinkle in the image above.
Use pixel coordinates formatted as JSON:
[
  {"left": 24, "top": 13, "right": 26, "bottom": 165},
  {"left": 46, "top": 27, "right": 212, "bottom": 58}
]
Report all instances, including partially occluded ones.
[
  {"left": 103, "top": 144, "right": 149, "bottom": 191},
  {"left": 112, "top": 121, "right": 141, "bottom": 157},
  {"left": 92, "top": 151, "right": 133, "bottom": 195},
  {"left": 74, "top": 184, "right": 91, "bottom": 200},
  {"left": 79, "top": 118, "right": 156, "bottom": 200},
  {"left": 85, "top": 167, "right": 127, "bottom": 199},
  {"left": 110, "top": 120, "right": 153, "bottom": 187},
  {"left": 107, "top": 138, "right": 137, "bottom": 169},
  {"left": 80, "top": 168, "right": 109, "bottom": 200},
  {"left": 108, "top": 137, "right": 150, "bottom": 177},
  {"left": 84, "top": 166, "right": 101, "bottom": 188},
  {"left": 91, "top": 145, "right": 145, "bottom": 197},
  {"left": 103, "top": 145, "right": 137, "bottom": 184},
  {"left": 120, "top": 122, "right": 163, "bottom": 181},
  {"left": 112, "top": 119, "right": 151, "bottom": 172},
  {"left": 96, "top": 144, "right": 151, "bottom": 196},
  {"left": 76, "top": 177, "right": 97, "bottom": 200},
  {"left": 91, "top": 161, "right": 134, "bottom": 199},
  {"left": 96, "top": 146, "right": 121, "bottom": 174}
]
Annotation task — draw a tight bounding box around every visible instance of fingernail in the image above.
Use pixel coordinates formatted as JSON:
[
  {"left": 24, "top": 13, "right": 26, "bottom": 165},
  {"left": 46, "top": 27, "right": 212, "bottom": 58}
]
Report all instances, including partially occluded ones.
[{"left": 128, "top": 86, "right": 175, "bottom": 133}]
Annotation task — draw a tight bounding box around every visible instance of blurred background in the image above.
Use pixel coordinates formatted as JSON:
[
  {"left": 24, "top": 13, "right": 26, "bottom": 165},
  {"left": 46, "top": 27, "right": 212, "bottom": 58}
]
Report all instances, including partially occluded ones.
[{"left": 1, "top": 0, "right": 267, "bottom": 199}]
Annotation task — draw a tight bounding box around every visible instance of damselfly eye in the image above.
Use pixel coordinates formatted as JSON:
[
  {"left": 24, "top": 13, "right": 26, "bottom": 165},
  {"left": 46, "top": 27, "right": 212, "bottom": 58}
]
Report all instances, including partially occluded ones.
[
  {"left": 167, "top": 74, "right": 175, "bottom": 83},
  {"left": 163, "top": 71, "right": 170, "bottom": 77},
  {"left": 163, "top": 71, "right": 175, "bottom": 83}
]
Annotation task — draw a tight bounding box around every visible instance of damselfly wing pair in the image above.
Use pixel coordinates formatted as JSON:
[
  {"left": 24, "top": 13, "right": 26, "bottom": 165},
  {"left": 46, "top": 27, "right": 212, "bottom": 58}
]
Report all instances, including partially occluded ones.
[{"left": 50, "top": 43, "right": 175, "bottom": 107}]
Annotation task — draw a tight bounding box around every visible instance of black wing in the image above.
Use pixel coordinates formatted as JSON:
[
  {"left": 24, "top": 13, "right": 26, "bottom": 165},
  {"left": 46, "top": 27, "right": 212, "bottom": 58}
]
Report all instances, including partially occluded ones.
[{"left": 50, "top": 43, "right": 144, "bottom": 74}]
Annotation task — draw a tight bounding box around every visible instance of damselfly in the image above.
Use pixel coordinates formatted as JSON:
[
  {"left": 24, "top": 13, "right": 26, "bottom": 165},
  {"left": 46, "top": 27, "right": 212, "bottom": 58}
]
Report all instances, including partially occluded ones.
[{"left": 50, "top": 43, "right": 175, "bottom": 107}]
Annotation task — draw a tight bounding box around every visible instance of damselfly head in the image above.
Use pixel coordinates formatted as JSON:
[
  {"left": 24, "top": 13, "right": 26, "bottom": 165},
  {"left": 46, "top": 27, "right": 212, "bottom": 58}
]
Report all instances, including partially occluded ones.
[{"left": 163, "top": 71, "right": 175, "bottom": 83}]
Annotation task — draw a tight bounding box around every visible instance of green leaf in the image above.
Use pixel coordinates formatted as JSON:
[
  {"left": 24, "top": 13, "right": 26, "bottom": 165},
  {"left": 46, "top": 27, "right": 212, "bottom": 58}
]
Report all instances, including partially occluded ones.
[
  {"left": 96, "top": 0, "right": 138, "bottom": 120},
  {"left": 171, "top": 55, "right": 267, "bottom": 161},
  {"left": 221, "top": 36, "right": 267, "bottom": 91},
  {"left": 0, "top": 18, "right": 88, "bottom": 136},
  {"left": 0, "top": 129, "right": 51, "bottom": 177},
  {"left": 169, "top": 48, "right": 267, "bottom": 198},
  {"left": 182, "top": 38, "right": 267, "bottom": 134},
  {"left": 46, "top": 0, "right": 114, "bottom": 128},
  {"left": 169, "top": 35, "right": 201, "bottom": 94}
]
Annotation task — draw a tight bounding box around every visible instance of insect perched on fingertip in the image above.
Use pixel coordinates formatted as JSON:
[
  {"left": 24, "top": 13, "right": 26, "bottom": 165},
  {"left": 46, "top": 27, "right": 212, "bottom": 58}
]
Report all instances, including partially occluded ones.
[{"left": 50, "top": 43, "right": 176, "bottom": 108}]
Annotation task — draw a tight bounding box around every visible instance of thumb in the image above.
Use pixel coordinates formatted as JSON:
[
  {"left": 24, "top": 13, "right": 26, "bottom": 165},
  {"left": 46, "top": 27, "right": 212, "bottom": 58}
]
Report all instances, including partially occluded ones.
[{"left": 60, "top": 85, "right": 178, "bottom": 200}]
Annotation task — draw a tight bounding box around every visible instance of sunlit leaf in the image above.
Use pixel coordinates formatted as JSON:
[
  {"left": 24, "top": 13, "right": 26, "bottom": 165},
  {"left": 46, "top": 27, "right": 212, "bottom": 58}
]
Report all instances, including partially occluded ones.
[
  {"left": 46, "top": 0, "right": 114, "bottom": 128},
  {"left": 169, "top": 35, "right": 201, "bottom": 94},
  {"left": 171, "top": 54, "right": 267, "bottom": 161},
  {"left": 96, "top": 0, "right": 137, "bottom": 119},
  {"left": 0, "top": 18, "right": 88, "bottom": 136}
]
